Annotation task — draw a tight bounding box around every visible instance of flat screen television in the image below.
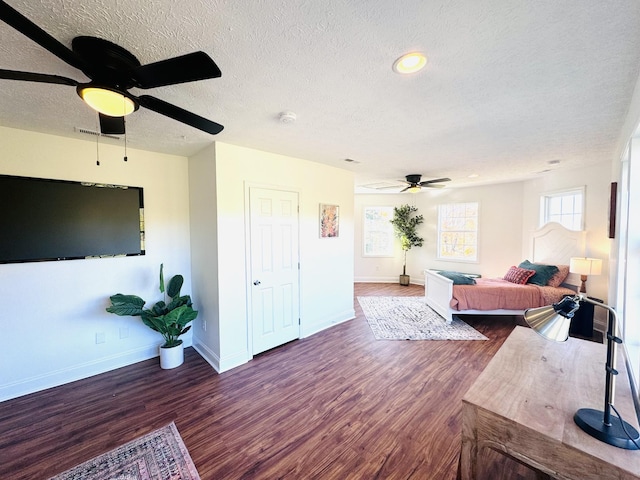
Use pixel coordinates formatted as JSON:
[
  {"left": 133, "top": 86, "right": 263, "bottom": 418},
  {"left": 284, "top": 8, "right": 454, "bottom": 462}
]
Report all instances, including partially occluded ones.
[{"left": 0, "top": 174, "right": 145, "bottom": 263}]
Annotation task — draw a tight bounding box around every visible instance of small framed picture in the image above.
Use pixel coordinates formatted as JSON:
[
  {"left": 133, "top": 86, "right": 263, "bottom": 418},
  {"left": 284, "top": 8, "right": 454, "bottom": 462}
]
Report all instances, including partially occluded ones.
[{"left": 320, "top": 204, "right": 339, "bottom": 238}]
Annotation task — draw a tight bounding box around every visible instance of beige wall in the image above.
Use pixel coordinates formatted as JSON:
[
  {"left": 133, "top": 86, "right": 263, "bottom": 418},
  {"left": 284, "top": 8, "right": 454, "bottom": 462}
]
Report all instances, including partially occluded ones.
[
  {"left": 190, "top": 142, "right": 356, "bottom": 372},
  {"left": 355, "top": 182, "right": 525, "bottom": 283}
]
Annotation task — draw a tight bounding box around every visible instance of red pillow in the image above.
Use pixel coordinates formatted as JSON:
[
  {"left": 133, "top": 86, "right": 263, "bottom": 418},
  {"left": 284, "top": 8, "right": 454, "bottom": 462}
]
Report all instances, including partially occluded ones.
[{"left": 504, "top": 266, "right": 536, "bottom": 285}]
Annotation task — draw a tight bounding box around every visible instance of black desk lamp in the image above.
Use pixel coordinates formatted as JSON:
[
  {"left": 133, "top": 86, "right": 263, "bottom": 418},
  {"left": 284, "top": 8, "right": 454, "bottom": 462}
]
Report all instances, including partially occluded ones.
[{"left": 524, "top": 295, "right": 640, "bottom": 450}]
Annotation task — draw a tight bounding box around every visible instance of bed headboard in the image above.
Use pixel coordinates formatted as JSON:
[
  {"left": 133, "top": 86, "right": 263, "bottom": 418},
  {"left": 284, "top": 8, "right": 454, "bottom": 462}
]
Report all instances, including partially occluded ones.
[{"left": 530, "top": 222, "right": 586, "bottom": 287}]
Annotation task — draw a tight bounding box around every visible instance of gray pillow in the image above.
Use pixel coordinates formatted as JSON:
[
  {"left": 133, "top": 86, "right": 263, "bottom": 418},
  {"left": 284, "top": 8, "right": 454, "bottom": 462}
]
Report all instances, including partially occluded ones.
[{"left": 438, "top": 270, "right": 476, "bottom": 285}]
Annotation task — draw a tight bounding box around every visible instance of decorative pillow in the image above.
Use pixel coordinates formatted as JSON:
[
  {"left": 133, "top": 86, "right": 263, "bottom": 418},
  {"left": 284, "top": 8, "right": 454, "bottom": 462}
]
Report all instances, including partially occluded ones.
[
  {"left": 504, "top": 266, "right": 536, "bottom": 285},
  {"left": 547, "top": 264, "right": 570, "bottom": 288},
  {"left": 518, "top": 260, "right": 560, "bottom": 286},
  {"left": 438, "top": 270, "right": 476, "bottom": 285}
]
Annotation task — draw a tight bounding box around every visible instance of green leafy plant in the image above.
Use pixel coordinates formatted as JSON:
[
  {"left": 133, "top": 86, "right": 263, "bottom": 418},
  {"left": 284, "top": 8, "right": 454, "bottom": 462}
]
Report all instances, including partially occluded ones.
[
  {"left": 390, "top": 204, "right": 424, "bottom": 275},
  {"left": 106, "top": 264, "right": 198, "bottom": 348}
]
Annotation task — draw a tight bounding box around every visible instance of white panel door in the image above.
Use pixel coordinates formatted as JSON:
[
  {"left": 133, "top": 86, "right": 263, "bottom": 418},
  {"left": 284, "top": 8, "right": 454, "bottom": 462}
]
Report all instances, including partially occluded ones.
[{"left": 249, "top": 187, "right": 300, "bottom": 354}]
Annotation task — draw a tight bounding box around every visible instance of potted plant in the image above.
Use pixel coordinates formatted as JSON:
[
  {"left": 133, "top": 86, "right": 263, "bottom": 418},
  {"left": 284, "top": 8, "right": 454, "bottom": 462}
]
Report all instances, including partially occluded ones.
[
  {"left": 390, "top": 204, "right": 424, "bottom": 286},
  {"left": 106, "top": 264, "right": 198, "bottom": 369}
]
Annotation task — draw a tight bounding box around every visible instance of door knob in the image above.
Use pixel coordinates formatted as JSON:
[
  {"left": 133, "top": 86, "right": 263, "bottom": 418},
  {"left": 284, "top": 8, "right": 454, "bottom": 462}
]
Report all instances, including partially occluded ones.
[{"left": 253, "top": 280, "right": 261, "bottom": 285}]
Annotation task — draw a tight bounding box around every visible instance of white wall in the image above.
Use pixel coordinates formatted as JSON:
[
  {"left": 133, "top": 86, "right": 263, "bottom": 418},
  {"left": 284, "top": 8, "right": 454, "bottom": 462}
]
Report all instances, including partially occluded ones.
[
  {"left": 0, "top": 129, "right": 356, "bottom": 400},
  {"left": 619, "top": 135, "right": 640, "bottom": 393},
  {"left": 355, "top": 182, "right": 525, "bottom": 283},
  {"left": 187, "top": 144, "right": 221, "bottom": 363},
  {"left": 355, "top": 163, "right": 611, "bottom": 309},
  {"left": 190, "top": 142, "right": 355, "bottom": 372},
  {"left": 0, "top": 126, "right": 194, "bottom": 402},
  {"left": 522, "top": 161, "right": 612, "bottom": 329}
]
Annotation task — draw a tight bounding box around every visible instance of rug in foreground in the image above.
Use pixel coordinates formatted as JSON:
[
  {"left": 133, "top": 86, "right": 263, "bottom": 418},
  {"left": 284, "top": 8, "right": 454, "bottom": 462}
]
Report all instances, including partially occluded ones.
[
  {"left": 48, "top": 422, "right": 200, "bottom": 480},
  {"left": 358, "top": 296, "right": 488, "bottom": 340}
]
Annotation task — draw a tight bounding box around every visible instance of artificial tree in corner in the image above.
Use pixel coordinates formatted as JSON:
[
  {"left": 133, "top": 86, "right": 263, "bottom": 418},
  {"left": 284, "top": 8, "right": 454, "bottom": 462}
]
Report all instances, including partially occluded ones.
[
  {"left": 390, "top": 204, "right": 424, "bottom": 286},
  {"left": 106, "top": 264, "right": 198, "bottom": 369}
]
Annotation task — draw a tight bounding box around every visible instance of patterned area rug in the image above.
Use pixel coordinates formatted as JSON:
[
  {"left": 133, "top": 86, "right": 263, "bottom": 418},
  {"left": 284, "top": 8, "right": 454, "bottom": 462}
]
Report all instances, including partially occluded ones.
[
  {"left": 48, "top": 422, "right": 200, "bottom": 480},
  {"left": 358, "top": 296, "right": 488, "bottom": 340}
]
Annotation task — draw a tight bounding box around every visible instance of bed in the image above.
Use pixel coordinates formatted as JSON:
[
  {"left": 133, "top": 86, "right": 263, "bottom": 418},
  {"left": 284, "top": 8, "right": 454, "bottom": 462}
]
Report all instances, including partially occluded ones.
[{"left": 424, "top": 222, "right": 586, "bottom": 324}]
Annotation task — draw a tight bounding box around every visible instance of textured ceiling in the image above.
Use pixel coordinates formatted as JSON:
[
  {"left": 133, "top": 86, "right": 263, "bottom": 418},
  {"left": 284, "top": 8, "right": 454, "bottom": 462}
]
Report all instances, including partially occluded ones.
[{"left": 1, "top": 0, "right": 640, "bottom": 191}]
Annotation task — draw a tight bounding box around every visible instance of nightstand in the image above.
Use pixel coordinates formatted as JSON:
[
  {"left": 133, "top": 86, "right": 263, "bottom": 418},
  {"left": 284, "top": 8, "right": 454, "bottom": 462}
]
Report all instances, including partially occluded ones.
[{"left": 568, "top": 295, "right": 601, "bottom": 339}]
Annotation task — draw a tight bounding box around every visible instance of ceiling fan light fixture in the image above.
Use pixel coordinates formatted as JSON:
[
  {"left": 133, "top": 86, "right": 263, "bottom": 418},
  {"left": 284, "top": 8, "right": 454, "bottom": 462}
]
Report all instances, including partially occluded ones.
[
  {"left": 393, "top": 52, "right": 427, "bottom": 74},
  {"left": 77, "top": 86, "right": 137, "bottom": 117},
  {"left": 407, "top": 185, "right": 421, "bottom": 193}
]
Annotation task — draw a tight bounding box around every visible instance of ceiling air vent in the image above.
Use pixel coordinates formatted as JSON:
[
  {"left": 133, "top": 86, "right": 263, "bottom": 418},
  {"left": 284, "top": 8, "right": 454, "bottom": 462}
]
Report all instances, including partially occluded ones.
[{"left": 74, "top": 127, "right": 121, "bottom": 141}]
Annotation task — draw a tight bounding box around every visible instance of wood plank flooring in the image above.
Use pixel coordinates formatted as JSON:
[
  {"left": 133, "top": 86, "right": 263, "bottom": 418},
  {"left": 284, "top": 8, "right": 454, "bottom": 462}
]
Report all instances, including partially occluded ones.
[{"left": 0, "top": 283, "right": 523, "bottom": 479}]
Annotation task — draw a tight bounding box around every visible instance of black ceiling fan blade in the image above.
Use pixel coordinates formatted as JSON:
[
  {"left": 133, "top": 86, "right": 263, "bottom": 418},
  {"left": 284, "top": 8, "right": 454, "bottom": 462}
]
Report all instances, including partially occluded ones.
[
  {"left": 422, "top": 183, "right": 446, "bottom": 188},
  {"left": 399, "top": 186, "right": 411, "bottom": 192},
  {"left": 0, "top": 1, "right": 87, "bottom": 72},
  {"left": 133, "top": 52, "right": 222, "bottom": 89},
  {"left": 0, "top": 68, "right": 78, "bottom": 86},
  {"left": 136, "top": 94, "right": 224, "bottom": 134},
  {"left": 419, "top": 177, "right": 451, "bottom": 186},
  {"left": 99, "top": 114, "right": 125, "bottom": 135}
]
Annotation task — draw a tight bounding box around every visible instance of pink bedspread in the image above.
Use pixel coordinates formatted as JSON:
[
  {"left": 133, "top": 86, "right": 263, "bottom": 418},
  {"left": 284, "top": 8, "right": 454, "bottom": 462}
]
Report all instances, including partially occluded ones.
[{"left": 450, "top": 277, "right": 576, "bottom": 311}]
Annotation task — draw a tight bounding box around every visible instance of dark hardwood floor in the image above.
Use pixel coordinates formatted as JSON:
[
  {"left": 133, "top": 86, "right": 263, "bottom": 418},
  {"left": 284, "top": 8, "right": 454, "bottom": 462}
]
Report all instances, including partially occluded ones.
[{"left": 0, "top": 283, "right": 522, "bottom": 479}]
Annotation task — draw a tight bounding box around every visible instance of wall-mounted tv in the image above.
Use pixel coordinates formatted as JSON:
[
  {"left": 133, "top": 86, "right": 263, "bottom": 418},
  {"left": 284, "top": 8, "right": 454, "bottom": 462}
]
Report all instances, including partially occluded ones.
[{"left": 0, "top": 174, "right": 145, "bottom": 264}]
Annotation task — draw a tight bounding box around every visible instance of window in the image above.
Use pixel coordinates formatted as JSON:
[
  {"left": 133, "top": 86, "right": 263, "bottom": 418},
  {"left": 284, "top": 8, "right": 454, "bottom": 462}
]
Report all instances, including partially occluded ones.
[
  {"left": 540, "top": 187, "right": 584, "bottom": 230},
  {"left": 437, "top": 202, "right": 479, "bottom": 262},
  {"left": 363, "top": 206, "right": 394, "bottom": 256}
]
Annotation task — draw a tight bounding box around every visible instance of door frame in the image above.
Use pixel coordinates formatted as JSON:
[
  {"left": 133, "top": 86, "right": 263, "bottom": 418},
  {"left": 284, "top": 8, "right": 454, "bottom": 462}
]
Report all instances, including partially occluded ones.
[{"left": 244, "top": 181, "right": 302, "bottom": 356}]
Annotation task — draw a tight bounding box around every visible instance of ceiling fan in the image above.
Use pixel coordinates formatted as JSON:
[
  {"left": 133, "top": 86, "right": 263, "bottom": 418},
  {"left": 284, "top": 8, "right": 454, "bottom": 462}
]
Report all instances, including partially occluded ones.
[
  {"left": 0, "top": 1, "right": 223, "bottom": 135},
  {"left": 391, "top": 174, "right": 451, "bottom": 192}
]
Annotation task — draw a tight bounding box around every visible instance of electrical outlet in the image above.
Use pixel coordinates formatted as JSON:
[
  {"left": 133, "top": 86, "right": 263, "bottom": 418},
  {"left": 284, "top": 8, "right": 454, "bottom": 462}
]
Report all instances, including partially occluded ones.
[
  {"left": 202, "top": 320, "right": 207, "bottom": 331},
  {"left": 95, "top": 332, "right": 105, "bottom": 344}
]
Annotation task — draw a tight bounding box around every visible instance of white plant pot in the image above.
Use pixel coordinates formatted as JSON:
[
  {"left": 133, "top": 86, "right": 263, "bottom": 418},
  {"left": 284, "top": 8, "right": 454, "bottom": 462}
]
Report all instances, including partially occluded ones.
[{"left": 159, "top": 341, "right": 184, "bottom": 369}]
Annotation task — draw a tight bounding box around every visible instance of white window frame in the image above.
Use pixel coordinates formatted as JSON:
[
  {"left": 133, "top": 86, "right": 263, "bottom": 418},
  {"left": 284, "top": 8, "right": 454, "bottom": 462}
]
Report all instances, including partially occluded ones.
[
  {"left": 539, "top": 187, "right": 585, "bottom": 230},
  {"left": 362, "top": 206, "right": 395, "bottom": 257},
  {"left": 437, "top": 202, "right": 479, "bottom": 262}
]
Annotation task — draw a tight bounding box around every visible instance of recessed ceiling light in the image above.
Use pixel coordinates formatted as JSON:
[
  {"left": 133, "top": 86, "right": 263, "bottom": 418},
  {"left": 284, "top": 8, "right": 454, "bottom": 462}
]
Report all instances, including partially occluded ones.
[
  {"left": 393, "top": 52, "right": 427, "bottom": 74},
  {"left": 468, "top": 173, "right": 479, "bottom": 178}
]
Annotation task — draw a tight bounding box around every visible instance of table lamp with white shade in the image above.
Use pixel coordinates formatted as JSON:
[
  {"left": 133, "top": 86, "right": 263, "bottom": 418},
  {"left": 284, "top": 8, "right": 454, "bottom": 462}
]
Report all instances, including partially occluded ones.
[{"left": 570, "top": 257, "right": 602, "bottom": 294}]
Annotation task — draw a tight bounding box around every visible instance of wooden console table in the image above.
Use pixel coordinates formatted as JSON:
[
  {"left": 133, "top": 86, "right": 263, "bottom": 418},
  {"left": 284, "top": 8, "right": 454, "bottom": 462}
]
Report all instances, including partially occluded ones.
[{"left": 460, "top": 326, "right": 640, "bottom": 480}]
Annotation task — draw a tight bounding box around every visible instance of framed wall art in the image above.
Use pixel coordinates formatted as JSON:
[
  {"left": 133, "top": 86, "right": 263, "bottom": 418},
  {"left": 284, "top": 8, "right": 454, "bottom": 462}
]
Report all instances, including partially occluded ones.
[{"left": 320, "top": 203, "right": 339, "bottom": 238}]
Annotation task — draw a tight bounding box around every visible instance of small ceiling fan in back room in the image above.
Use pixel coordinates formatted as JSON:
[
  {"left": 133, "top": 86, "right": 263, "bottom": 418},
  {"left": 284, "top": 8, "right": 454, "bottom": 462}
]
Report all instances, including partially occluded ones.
[
  {"left": 0, "top": 0, "right": 224, "bottom": 135},
  {"left": 379, "top": 174, "right": 451, "bottom": 193}
]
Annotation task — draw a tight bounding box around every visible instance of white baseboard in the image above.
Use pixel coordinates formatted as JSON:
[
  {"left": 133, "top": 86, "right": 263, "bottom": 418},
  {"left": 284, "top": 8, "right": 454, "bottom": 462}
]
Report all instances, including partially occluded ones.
[
  {"left": 355, "top": 276, "right": 425, "bottom": 286},
  {"left": 193, "top": 342, "right": 251, "bottom": 374},
  {"left": 193, "top": 310, "right": 356, "bottom": 374},
  {"left": 354, "top": 276, "right": 398, "bottom": 283},
  {"left": 192, "top": 341, "right": 221, "bottom": 372},
  {"left": 0, "top": 342, "right": 173, "bottom": 403},
  {"left": 301, "top": 308, "right": 355, "bottom": 338}
]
